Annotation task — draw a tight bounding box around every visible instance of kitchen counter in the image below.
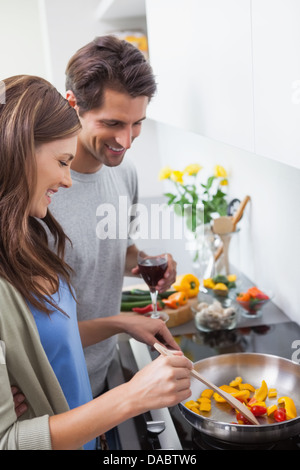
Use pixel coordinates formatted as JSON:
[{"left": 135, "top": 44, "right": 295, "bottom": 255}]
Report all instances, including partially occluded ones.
[
  {"left": 109, "top": 272, "right": 294, "bottom": 449},
  {"left": 123, "top": 269, "right": 291, "bottom": 336}
]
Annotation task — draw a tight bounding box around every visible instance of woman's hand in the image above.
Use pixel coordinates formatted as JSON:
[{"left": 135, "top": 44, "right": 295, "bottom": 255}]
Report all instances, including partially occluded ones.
[
  {"left": 123, "top": 315, "right": 180, "bottom": 351},
  {"left": 128, "top": 354, "right": 192, "bottom": 412}
]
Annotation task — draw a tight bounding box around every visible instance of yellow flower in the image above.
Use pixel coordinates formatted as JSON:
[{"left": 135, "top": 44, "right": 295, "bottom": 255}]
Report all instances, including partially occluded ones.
[
  {"left": 183, "top": 163, "right": 202, "bottom": 176},
  {"left": 214, "top": 165, "right": 227, "bottom": 178},
  {"left": 158, "top": 166, "right": 173, "bottom": 180},
  {"left": 220, "top": 178, "right": 228, "bottom": 186},
  {"left": 170, "top": 170, "right": 184, "bottom": 184}
]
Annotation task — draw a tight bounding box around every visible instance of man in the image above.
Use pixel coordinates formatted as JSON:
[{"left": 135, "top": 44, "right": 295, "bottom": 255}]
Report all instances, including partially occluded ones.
[{"left": 50, "top": 35, "right": 178, "bottom": 398}]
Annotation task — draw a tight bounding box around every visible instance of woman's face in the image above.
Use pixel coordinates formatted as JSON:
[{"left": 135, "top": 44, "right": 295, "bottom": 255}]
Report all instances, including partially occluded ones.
[{"left": 30, "top": 136, "right": 77, "bottom": 219}]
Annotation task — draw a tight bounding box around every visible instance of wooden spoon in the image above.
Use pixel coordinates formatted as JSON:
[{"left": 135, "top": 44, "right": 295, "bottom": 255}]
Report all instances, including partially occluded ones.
[
  {"left": 154, "top": 343, "right": 259, "bottom": 425},
  {"left": 232, "top": 195, "right": 250, "bottom": 230}
]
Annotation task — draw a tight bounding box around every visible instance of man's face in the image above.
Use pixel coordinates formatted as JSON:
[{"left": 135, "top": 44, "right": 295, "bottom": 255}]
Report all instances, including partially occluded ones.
[{"left": 75, "top": 88, "right": 148, "bottom": 171}]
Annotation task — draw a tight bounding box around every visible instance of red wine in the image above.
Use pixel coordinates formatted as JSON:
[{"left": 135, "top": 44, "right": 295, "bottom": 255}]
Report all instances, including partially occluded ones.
[{"left": 138, "top": 257, "right": 168, "bottom": 291}]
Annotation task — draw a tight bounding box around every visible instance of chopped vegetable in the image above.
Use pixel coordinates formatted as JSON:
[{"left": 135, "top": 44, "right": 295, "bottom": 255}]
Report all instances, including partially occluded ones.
[
  {"left": 201, "top": 389, "right": 214, "bottom": 399},
  {"left": 267, "top": 404, "right": 278, "bottom": 416},
  {"left": 162, "top": 291, "right": 188, "bottom": 309},
  {"left": 132, "top": 303, "right": 163, "bottom": 314},
  {"left": 239, "top": 383, "right": 255, "bottom": 392},
  {"left": 254, "top": 380, "right": 268, "bottom": 402},
  {"left": 199, "top": 401, "right": 211, "bottom": 412},
  {"left": 230, "top": 376, "right": 243, "bottom": 387},
  {"left": 268, "top": 388, "right": 277, "bottom": 398},
  {"left": 236, "top": 287, "right": 269, "bottom": 314},
  {"left": 250, "top": 405, "right": 267, "bottom": 416},
  {"left": 184, "top": 375, "right": 297, "bottom": 425},
  {"left": 274, "top": 408, "right": 287, "bottom": 422},
  {"left": 278, "top": 396, "right": 297, "bottom": 419}
]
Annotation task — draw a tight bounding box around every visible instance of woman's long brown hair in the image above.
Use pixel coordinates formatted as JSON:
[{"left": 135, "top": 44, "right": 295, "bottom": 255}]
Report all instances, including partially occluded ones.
[{"left": 0, "top": 75, "right": 81, "bottom": 314}]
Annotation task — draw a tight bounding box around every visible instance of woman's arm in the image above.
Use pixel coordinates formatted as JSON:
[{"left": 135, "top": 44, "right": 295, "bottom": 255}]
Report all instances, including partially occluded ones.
[
  {"left": 49, "top": 354, "right": 192, "bottom": 450},
  {"left": 78, "top": 314, "right": 180, "bottom": 351}
]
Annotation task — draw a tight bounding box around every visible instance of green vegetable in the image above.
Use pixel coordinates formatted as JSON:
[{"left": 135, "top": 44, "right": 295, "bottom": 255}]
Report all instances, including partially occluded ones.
[
  {"left": 121, "top": 294, "right": 151, "bottom": 302},
  {"left": 213, "top": 274, "right": 229, "bottom": 285}
]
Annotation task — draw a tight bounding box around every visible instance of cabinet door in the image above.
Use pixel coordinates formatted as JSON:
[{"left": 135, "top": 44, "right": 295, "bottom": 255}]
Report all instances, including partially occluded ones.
[
  {"left": 146, "top": 0, "right": 254, "bottom": 152},
  {"left": 252, "top": 0, "right": 300, "bottom": 169}
]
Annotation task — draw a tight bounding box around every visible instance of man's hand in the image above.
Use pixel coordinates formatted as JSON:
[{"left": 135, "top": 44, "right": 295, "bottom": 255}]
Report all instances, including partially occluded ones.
[
  {"left": 131, "top": 251, "right": 177, "bottom": 293},
  {"left": 156, "top": 253, "right": 177, "bottom": 293},
  {"left": 11, "top": 386, "right": 27, "bottom": 418},
  {"left": 122, "top": 315, "right": 180, "bottom": 351}
]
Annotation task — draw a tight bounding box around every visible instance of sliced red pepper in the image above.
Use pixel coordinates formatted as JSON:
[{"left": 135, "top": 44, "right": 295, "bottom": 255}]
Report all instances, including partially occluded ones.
[{"left": 132, "top": 303, "right": 162, "bottom": 314}]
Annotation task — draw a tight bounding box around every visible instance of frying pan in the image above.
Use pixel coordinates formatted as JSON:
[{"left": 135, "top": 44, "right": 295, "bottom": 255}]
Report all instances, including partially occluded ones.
[{"left": 178, "top": 352, "right": 300, "bottom": 444}]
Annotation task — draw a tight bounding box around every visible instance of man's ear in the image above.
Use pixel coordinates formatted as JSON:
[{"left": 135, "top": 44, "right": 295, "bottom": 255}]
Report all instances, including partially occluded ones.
[{"left": 66, "top": 90, "right": 77, "bottom": 109}]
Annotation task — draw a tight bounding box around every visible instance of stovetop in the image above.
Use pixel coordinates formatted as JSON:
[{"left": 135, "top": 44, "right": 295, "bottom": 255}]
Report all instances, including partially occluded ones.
[{"left": 111, "top": 321, "right": 300, "bottom": 450}]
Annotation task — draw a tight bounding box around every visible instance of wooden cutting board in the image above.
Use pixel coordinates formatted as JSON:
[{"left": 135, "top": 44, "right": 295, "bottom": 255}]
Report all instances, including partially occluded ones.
[{"left": 121, "top": 283, "right": 198, "bottom": 328}]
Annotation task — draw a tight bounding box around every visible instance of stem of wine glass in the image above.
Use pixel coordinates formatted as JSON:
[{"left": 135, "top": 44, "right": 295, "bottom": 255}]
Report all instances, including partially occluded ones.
[{"left": 150, "top": 289, "right": 160, "bottom": 319}]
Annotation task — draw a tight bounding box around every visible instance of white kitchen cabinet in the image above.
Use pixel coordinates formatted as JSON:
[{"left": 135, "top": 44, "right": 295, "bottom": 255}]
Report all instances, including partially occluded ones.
[
  {"left": 146, "top": 0, "right": 255, "bottom": 153},
  {"left": 146, "top": 0, "right": 300, "bottom": 169},
  {"left": 96, "top": 0, "right": 146, "bottom": 20},
  {"left": 252, "top": 0, "right": 300, "bottom": 169}
]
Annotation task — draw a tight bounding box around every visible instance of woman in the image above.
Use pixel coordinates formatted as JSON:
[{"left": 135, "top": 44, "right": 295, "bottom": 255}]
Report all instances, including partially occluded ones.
[{"left": 0, "top": 75, "right": 192, "bottom": 450}]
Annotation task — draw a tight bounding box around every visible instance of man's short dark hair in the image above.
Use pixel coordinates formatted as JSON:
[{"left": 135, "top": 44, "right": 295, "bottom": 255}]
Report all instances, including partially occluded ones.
[{"left": 65, "top": 35, "right": 157, "bottom": 114}]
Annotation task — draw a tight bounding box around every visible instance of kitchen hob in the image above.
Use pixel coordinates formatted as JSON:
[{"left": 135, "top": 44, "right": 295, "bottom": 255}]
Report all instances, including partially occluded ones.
[{"left": 107, "top": 321, "right": 300, "bottom": 451}]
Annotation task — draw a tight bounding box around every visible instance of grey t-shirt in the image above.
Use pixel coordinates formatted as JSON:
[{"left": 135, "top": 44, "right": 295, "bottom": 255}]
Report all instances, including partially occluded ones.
[{"left": 49, "top": 160, "right": 138, "bottom": 396}]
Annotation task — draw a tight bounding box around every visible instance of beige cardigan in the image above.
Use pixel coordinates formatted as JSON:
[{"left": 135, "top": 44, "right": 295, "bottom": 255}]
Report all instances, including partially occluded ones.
[{"left": 0, "top": 278, "right": 72, "bottom": 450}]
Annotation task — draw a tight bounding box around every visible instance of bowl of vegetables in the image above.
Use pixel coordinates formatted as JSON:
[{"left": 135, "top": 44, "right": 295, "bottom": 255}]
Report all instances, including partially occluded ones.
[
  {"left": 203, "top": 274, "right": 239, "bottom": 300},
  {"left": 236, "top": 286, "right": 272, "bottom": 318}
]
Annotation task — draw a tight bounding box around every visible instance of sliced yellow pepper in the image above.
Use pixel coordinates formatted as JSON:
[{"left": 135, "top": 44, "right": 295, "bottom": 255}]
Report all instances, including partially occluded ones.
[
  {"left": 220, "top": 384, "right": 239, "bottom": 393},
  {"left": 232, "top": 390, "right": 250, "bottom": 401},
  {"left": 199, "top": 401, "right": 211, "bottom": 412},
  {"left": 254, "top": 380, "right": 268, "bottom": 402},
  {"left": 172, "top": 274, "right": 200, "bottom": 298},
  {"left": 230, "top": 376, "right": 243, "bottom": 387},
  {"left": 201, "top": 388, "right": 214, "bottom": 399},
  {"left": 249, "top": 400, "right": 266, "bottom": 408},
  {"left": 268, "top": 388, "right": 277, "bottom": 398},
  {"left": 184, "top": 400, "right": 199, "bottom": 410},
  {"left": 267, "top": 404, "right": 277, "bottom": 416},
  {"left": 190, "top": 406, "right": 200, "bottom": 414},
  {"left": 278, "top": 396, "right": 297, "bottom": 419},
  {"left": 239, "top": 383, "right": 255, "bottom": 392},
  {"left": 197, "top": 397, "right": 211, "bottom": 404},
  {"left": 213, "top": 392, "right": 226, "bottom": 403}
]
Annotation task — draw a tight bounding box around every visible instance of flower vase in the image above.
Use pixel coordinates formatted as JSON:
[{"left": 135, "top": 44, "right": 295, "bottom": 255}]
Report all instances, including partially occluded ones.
[
  {"left": 214, "top": 229, "right": 240, "bottom": 276},
  {"left": 186, "top": 224, "right": 216, "bottom": 282}
]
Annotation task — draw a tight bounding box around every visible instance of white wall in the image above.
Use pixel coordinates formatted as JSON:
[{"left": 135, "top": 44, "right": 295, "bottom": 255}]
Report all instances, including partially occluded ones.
[
  {"left": 151, "top": 122, "right": 300, "bottom": 323},
  {"left": 0, "top": 0, "right": 49, "bottom": 80}
]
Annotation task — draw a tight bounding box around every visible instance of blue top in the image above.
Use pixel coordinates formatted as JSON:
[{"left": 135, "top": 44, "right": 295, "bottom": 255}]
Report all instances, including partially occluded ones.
[{"left": 29, "top": 280, "right": 96, "bottom": 450}]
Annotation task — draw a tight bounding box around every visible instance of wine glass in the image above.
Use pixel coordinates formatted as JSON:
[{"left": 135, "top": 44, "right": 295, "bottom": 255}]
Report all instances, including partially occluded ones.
[{"left": 137, "top": 248, "right": 168, "bottom": 320}]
